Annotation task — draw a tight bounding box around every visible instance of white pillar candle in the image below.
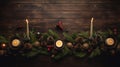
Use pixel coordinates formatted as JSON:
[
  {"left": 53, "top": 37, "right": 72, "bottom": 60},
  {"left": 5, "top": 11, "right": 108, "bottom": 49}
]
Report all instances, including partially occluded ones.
[
  {"left": 90, "top": 17, "right": 94, "bottom": 38},
  {"left": 26, "top": 19, "right": 30, "bottom": 39}
]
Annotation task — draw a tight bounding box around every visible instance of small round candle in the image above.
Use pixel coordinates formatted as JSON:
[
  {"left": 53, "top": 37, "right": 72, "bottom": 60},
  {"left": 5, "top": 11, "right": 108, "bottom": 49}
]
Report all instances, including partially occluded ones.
[
  {"left": 12, "top": 39, "right": 21, "bottom": 47},
  {"left": 105, "top": 38, "right": 115, "bottom": 46},
  {"left": 55, "top": 40, "right": 63, "bottom": 48}
]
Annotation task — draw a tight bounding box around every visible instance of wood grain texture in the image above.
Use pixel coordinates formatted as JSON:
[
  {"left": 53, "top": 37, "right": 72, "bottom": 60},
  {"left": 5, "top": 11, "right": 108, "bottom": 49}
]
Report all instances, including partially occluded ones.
[{"left": 0, "top": 0, "right": 120, "bottom": 34}]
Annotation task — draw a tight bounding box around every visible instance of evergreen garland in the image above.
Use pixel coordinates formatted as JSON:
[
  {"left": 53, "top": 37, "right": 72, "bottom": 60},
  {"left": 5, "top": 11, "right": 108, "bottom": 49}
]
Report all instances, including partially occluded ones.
[{"left": 0, "top": 29, "right": 119, "bottom": 60}]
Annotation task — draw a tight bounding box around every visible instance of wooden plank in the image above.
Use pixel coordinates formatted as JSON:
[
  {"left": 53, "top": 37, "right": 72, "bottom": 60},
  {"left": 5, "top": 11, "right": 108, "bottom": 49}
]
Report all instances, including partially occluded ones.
[
  {"left": 10, "top": 0, "right": 120, "bottom": 4},
  {"left": 0, "top": 18, "right": 119, "bottom": 25},
  {"left": 0, "top": 0, "right": 120, "bottom": 34},
  {"left": 0, "top": 14, "right": 118, "bottom": 19},
  {"left": 1, "top": 3, "right": 120, "bottom": 12}
]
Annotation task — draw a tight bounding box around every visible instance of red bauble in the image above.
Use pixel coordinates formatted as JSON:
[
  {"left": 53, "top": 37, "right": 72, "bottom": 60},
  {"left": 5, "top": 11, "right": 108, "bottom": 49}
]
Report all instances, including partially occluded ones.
[{"left": 47, "top": 45, "right": 53, "bottom": 51}]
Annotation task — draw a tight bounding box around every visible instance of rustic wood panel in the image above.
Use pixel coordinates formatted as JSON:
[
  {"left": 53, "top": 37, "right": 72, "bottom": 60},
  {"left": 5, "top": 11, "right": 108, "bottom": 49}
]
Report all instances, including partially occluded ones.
[{"left": 0, "top": 0, "right": 120, "bottom": 33}]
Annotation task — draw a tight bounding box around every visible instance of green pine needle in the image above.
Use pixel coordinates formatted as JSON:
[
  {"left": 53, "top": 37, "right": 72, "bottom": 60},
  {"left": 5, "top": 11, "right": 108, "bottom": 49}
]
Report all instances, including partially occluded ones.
[
  {"left": 89, "top": 47, "right": 101, "bottom": 58},
  {"left": 0, "top": 36, "right": 8, "bottom": 43},
  {"left": 38, "top": 47, "right": 49, "bottom": 55},
  {"left": 29, "top": 31, "right": 37, "bottom": 43},
  {"left": 63, "top": 32, "right": 74, "bottom": 42},
  {"left": 54, "top": 46, "right": 71, "bottom": 60},
  {"left": 48, "top": 29, "right": 59, "bottom": 40},
  {"left": 73, "top": 51, "right": 87, "bottom": 58},
  {"left": 23, "top": 48, "right": 39, "bottom": 58}
]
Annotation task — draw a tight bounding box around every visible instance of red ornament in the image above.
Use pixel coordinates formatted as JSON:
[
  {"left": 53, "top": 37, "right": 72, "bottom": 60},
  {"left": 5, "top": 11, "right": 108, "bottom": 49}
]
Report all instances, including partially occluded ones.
[
  {"left": 47, "top": 45, "right": 53, "bottom": 51},
  {"left": 56, "top": 20, "right": 64, "bottom": 31}
]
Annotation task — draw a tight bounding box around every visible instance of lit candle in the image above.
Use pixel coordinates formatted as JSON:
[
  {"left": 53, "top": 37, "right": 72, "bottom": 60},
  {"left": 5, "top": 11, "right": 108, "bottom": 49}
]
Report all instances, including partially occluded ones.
[
  {"left": 105, "top": 38, "right": 115, "bottom": 46},
  {"left": 12, "top": 39, "right": 21, "bottom": 47},
  {"left": 26, "top": 19, "right": 30, "bottom": 39},
  {"left": 56, "top": 40, "right": 63, "bottom": 48},
  {"left": 90, "top": 17, "right": 94, "bottom": 38},
  {"left": 1, "top": 43, "right": 6, "bottom": 49}
]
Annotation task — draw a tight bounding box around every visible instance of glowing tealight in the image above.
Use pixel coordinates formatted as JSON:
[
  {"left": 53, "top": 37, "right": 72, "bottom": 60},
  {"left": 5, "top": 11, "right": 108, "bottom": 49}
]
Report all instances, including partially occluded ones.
[
  {"left": 56, "top": 40, "right": 63, "bottom": 48},
  {"left": 105, "top": 38, "right": 114, "bottom": 46},
  {"left": 12, "top": 39, "right": 21, "bottom": 47}
]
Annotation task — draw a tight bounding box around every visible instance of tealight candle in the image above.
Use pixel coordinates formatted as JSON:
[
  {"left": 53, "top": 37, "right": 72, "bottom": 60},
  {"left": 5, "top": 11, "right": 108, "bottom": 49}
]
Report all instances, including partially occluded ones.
[
  {"left": 12, "top": 39, "right": 21, "bottom": 47},
  {"left": 105, "top": 38, "right": 114, "bottom": 46},
  {"left": 55, "top": 40, "right": 63, "bottom": 48}
]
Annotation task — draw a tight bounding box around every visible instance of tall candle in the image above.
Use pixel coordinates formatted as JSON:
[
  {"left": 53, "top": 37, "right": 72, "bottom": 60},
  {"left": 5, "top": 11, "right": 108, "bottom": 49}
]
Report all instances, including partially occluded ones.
[
  {"left": 90, "top": 17, "right": 94, "bottom": 38},
  {"left": 26, "top": 19, "right": 30, "bottom": 39}
]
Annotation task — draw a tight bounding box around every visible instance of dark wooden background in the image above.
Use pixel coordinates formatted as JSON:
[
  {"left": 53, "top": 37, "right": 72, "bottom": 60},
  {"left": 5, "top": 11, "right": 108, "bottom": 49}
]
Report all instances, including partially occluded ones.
[
  {"left": 0, "top": 0, "right": 120, "bottom": 67},
  {"left": 0, "top": 0, "right": 120, "bottom": 34}
]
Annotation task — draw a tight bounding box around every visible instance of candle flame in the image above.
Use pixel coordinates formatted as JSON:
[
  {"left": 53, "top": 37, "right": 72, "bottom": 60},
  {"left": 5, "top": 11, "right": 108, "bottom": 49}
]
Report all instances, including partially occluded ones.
[
  {"left": 26, "top": 19, "right": 29, "bottom": 23},
  {"left": 91, "top": 17, "right": 94, "bottom": 23}
]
